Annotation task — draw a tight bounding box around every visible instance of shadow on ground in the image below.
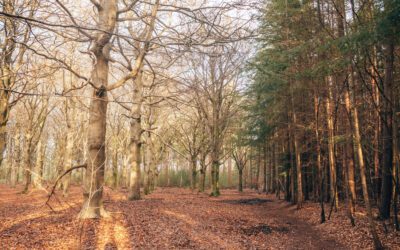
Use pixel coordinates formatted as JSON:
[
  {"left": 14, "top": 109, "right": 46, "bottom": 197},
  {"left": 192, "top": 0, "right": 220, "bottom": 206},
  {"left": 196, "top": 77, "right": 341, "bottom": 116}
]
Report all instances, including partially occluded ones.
[{"left": 219, "top": 198, "right": 272, "bottom": 205}]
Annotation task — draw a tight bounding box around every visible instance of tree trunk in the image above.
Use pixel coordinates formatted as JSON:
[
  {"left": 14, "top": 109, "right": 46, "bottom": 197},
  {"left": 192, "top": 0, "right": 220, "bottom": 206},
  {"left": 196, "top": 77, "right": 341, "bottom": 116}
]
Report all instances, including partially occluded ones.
[
  {"left": 346, "top": 138, "right": 357, "bottom": 209},
  {"left": 294, "top": 135, "right": 303, "bottom": 208},
  {"left": 293, "top": 113, "right": 303, "bottom": 208},
  {"left": 55, "top": 140, "right": 65, "bottom": 190},
  {"left": 255, "top": 145, "right": 261, "bottom": 191},
  {"left": 249, "top": 153, "right": 253, "bottom": 189},
  {"left": 191, "top": 157, "right": 197, "bottom": 190},
  {"left": 128, "top": 137, "right": 141, "bottom": 200},
  {"left": 243, "top": 158, "right": 247, "bottom": 189},
  {"left": 290, "top": 136, "right": 295, "bottom": 203},
  {"left": 198, "top": 149, "right": 207, "bottom": 192},
  {"left": 326, "top": 76, "right": 338, "bottom": 209},
  {"left": 32, "top": 139, "right": 44, "bottom": 188},
  {"left": 165, "top": 155, "right": 170, "bottom": 187},
  {"left": 112, "top": 150, "right": 118, "bottom": 189},
  {"left": 143, "top": 143, "right": 150, "bottom": 195},
  {"left": 272, "top": 142, "right": 276, "bottom": 193},
  {"left": 344, "top": 84, "right": 357, "bottom": 212},
  {"left": 0, "top": 90, "right": 10, "bottom": 168},
  {"left": 128, "top": 72, "right": 143, "bottom": 200},
  {"left": 371, "top": 46, "right": 381, "bottom": 202},
  {"left": 63, "top": 122, "right": 74, "bottom": 197},
  {"left": 211, "top": 158, "right": 220, "bottom": 196},
  {"left": 285, "top": 126, "right": 291, "bottom": 202},
  {"left": 123, "top": 152, "right": 130, "bottom": 188},
  {"left": 10, "top": 159, "right": 17, "bottom": 187},
  {"left": 23, "top": 133, "right": 33, "bottom": 193},
  {"left": 290, "top": 78, "right": 302, "bottom": 208},
  {"left": 80, "top": 85, "right": 109, "bottom": 218},
  {"left": 263, "top": 143, "right": 267, "bottom": 193},
  {"left": 348, "top": 72, "right": 383, "bottom": 249},
  {"left": 144, "top": 139, "right": 156, "bottom": 194},
  {"left": 10, "top": 132, "right": 20, "bottom": 187},
  {"left": 275, "top": 139, "right": 280, "bottom": 198},
  {"left": 149, "top": 152, "right": 157, "bottom": 192},
  {"left": 210, "top": 144, "right": 220, "bottom": 196},
  {"left": 199, "top": 169, "right": 206, "bottom": 192},
  {"left": 227, "top": 157, "right": 232, "bottom": 188},
  {"left": 392, "top": 109, "right": 399, "bottom": 230},
  {"left": 268, "top": 145, "right": 273, "bottom": 192},
  {"left": 79, "top": 0, "right": 117, "bottom": 219},
  {"left": 343, "top": 146, "right": 355, "bottom": 226},
  {"left": 0, "top": 1, "right": 15, "bottom": 168},
  {"left": 238, "top": 168, "right": 243, "bottom": 192},
  {"left": 314, "top": 92, "right": 322, "bottom": 200},
  {"left": 379, "top": 42, "right": 394, "bottom": 220}
]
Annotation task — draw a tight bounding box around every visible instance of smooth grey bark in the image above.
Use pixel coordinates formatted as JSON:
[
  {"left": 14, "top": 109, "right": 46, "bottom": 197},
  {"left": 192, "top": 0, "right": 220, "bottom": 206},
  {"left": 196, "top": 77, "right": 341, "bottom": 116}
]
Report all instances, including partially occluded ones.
[
  {"left": 128, "top": 72, "right": 143, "bottom": 200},
  {"left": 79, "top": 0, "right": 117, "bottom": 219}
]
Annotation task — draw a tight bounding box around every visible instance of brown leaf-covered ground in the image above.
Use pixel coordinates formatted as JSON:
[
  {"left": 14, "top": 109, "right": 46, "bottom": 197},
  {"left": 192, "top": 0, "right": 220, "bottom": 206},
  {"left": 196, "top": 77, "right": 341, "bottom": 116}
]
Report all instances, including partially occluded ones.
[{"left": 0, "top": 184, "right": 398, "bottom": 249}]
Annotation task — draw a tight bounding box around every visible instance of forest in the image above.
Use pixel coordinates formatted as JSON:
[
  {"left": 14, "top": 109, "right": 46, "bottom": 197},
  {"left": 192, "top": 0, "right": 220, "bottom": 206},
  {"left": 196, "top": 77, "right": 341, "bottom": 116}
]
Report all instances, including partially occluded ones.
[{"left": 0, "top": 0, "right": 399, "bottom": 249}]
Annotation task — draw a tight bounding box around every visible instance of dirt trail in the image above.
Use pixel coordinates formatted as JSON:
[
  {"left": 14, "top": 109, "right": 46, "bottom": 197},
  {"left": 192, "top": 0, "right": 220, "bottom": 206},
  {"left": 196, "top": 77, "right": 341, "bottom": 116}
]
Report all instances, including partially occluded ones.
[
  {"left": 139, "top": 188, "right": 347, "bottom": 250},
  {"left": 258, "top": 198, "right": 346, "bottom": 249},
  {"left": 0, "top": 185, "right": 347, "bottom": 249}
]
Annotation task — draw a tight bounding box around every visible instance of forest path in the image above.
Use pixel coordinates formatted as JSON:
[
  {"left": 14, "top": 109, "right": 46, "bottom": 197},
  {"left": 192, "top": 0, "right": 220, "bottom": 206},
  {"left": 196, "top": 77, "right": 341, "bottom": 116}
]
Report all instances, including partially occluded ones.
[
  {"left": 254, "top": 196, "right": 347, "bottom": 249},
  {"left": 107, "top": 188, "right": 347, "bottom": 249},
  {"left": 0, "top": 185, "right": 347, "bottom": 249}
]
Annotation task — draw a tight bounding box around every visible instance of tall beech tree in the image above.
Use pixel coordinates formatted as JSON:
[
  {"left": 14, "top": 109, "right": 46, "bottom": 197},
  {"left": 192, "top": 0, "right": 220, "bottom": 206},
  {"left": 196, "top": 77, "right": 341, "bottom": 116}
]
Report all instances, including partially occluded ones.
[{"left": 77, "top": 0, "right": 158, "bottom": 219}]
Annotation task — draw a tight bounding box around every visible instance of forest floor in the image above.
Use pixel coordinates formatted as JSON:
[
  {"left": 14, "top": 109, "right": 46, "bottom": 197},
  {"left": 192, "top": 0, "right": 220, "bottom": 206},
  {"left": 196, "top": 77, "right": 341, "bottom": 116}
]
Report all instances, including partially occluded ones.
[{"left": 0, "top": 185, "right": 399, "bottom": 249}]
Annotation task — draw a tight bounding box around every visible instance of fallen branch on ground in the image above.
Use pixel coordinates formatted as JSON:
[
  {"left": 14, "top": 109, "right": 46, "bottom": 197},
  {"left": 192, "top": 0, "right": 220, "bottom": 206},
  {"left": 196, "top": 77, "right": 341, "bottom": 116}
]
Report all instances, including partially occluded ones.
[{"left": 45, "top": 164, "right": 87, "bottom": 211}]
